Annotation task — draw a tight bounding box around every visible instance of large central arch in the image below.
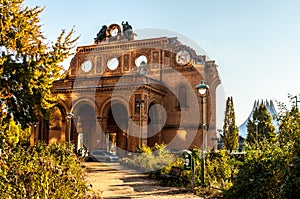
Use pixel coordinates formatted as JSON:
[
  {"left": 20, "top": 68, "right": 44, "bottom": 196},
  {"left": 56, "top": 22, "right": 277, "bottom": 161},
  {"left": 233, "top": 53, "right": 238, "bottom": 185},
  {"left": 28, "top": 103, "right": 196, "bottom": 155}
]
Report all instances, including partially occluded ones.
[
  {"left": 74, "top": 104, "right": 97, "bottom": 151},
  {"left": 105, "top": 102, "right": 129, "bottom": 156},
  {"left": 147, "top": 102, "right": 162, "bottom": 147}
]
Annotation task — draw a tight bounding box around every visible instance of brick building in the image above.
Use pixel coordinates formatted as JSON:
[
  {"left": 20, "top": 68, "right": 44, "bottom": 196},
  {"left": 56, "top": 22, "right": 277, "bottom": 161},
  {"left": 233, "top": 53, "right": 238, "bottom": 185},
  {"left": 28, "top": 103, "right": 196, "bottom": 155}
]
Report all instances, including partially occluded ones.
[{"left": 31, "top": 23, "right": 221, "bottom": 155}]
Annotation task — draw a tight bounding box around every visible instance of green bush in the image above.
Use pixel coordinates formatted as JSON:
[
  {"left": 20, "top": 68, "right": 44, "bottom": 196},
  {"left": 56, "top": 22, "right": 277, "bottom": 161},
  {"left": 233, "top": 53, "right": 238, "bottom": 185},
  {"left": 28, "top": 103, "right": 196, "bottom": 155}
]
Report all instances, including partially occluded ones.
[
  {"left": 122, "top": 143, "right": 175, "bottom": 172},
  {"left": 225, "top": 141, "right": 300, "bottom": 198},
  {"left": 224, "top": 106, "right": 300, "bottom": 199},
  {"left": 0, "top": 118, "right": 31, "bottom": 148},
  {"left": 188, "top": 149, "right": 239, "bottom": 194},
  {"left": 204, "top": 150, "right": 238, "bottom": 191},
  {"left": 224, "top": 141, "right": 298, "bottom": 199},
  {"left": 0, "top": 142, "right": 93, "bottom": 198},
  {"left": 158, "top": 157, "right": 191, "bottom": 187}
]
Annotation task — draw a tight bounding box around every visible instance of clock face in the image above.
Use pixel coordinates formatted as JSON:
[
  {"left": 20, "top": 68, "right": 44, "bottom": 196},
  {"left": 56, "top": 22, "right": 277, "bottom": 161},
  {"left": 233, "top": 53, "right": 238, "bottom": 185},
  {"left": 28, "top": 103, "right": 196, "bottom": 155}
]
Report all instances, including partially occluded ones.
[
  {"left": 111, "top": 28, "right": 119, "bottom": 37},
  {"left": 176, "top": 50, "right": 191, "bottom": 65},
  {"left": 107, "top": 57, "right": 119, "bottom": 70},
  {"left": 81, "top": 60, "right": 92, "bottom": 72}
]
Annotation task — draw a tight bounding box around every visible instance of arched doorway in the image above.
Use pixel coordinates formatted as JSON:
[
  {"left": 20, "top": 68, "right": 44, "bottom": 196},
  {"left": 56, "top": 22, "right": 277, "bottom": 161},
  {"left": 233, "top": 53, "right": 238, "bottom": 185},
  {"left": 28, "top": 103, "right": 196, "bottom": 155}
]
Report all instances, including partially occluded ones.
[
  {"left": 147, "top": 102, "right": 164, "bottom": 147},
  {"left": 107, "top": 103, "right": 128, "bottom": 156},
  {"left": 75, "top": 104, "right": 96, "bottom": 151},
  {"left": 49, "top": 106, "right": 66, "bottom": 144}
]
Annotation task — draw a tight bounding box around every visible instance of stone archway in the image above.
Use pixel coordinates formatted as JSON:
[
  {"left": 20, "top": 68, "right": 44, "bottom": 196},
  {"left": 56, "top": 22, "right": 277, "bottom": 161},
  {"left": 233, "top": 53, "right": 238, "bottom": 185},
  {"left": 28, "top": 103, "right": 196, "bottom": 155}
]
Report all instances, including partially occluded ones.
[
  {"left": 106, "top": 103, "right": 128, "bottom": 156},
  {"left": 48, "top": 106, "right": 66, "bottom": 144},
  {"left": 147, "top": 102, "right": 164, "bottom": 147},
  {"left": 75, "top": 104, "right": 97, "bottom": 151}
]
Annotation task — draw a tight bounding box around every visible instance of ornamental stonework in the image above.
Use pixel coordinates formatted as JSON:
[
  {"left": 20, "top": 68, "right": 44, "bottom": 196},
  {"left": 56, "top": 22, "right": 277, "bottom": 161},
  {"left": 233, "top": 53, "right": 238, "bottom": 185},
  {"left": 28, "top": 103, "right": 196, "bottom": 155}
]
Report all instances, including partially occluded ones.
[{"left": 31, "top": 22, "right": 221, "bottom": 156}]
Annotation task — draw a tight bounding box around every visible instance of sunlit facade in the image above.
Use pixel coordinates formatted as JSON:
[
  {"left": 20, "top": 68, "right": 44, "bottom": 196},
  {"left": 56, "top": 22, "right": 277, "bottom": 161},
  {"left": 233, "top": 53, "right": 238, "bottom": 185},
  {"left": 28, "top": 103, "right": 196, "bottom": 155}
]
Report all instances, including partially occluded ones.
[{"left": 31, "top": 23, "right": 221, "bottom": 156}]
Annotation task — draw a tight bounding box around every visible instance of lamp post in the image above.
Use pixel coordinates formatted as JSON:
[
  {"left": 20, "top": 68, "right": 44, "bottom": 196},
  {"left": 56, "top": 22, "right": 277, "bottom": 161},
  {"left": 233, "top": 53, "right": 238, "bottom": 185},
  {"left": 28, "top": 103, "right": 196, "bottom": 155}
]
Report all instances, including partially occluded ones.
[
  {"left": 136, "top": 99, "right": 145, "bottom": 148},
  {"left": 254, "top": 119, "right": 259, "bottom": 142},
  {"left": 66, "top": 112, "right": 74, "bottom": 143},
  {"left": 33, "top": 122, "right": 38, "bottom": 144},
  {"left": 196, "top": 80, "right": 209, "bottom": 187}
]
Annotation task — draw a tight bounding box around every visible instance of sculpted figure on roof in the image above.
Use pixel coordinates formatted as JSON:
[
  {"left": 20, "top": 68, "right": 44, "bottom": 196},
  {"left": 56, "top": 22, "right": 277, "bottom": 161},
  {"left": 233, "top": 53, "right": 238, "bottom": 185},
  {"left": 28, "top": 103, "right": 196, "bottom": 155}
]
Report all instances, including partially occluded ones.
[
  {"left": 122, "top": 21, "right": 133, "bottom": 40},
  {"left": 95, "top": 25, "right": 108, "bottom": 42}
]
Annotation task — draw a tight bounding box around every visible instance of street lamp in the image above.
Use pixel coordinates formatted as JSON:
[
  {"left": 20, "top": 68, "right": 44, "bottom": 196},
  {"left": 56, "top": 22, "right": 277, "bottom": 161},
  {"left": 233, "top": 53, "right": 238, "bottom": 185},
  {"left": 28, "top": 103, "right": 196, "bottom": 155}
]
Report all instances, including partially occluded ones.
[
  {"left": 254, "top": 119, "right": 259, "bottom": 142},
  {"left": 66, "top": 112, "right": 74, "bottom": 143},
  {"left": 136, "top": 99, "right": 145, "bottom": 148},
  {"left": 196, "top": 80, "right": 209, "bottom": 187}
]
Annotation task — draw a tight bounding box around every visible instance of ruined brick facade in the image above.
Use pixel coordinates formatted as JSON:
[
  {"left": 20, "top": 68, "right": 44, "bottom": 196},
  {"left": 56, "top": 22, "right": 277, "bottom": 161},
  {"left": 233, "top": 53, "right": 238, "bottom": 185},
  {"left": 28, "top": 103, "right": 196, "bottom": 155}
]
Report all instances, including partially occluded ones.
[{"left": 31, "top": 23, "right": 221, "bottom": 155}]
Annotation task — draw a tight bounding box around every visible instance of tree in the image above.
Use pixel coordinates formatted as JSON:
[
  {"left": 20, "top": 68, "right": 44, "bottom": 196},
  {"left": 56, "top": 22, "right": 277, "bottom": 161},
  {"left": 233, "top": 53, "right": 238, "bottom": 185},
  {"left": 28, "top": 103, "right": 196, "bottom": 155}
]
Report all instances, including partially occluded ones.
[
  {"left": 246, "top": 103, "right": 276, "bottom": 145},
  {"left": 277, "top": 106, "right": 300, "bottom": 198},
  {"left": 226, "top": 102, "right": 300, "bottom": 198},
  {"left": 0, "top": 0, "right": 78, "bottom": 128},
  {"left": 225, "top": 140, "right": 290, "bottom": 199},
  {"left": 278, "top": 106, "right": 300, "bottom": 148},
  {"left": 223, "top": 96, "right": 239, "bottom": 151},
  {"left": 0, "top": 117, "right": 30, "bottom": 149}
]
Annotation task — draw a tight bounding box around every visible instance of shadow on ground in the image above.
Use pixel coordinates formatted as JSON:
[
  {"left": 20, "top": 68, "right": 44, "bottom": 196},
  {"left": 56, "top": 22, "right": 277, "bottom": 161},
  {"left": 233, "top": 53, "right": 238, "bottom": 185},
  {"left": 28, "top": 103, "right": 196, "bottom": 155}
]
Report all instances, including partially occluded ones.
[{"left": 84, "top": 162, "right": 200, "bottom": 199}]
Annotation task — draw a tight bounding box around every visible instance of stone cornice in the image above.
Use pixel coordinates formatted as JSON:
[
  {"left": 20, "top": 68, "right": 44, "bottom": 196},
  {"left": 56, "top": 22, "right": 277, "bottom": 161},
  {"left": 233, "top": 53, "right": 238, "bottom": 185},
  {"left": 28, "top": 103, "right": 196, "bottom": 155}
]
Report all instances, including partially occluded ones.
[
  {"left": 52, "top": 75, "right": 166, "bottom": 96},
  {"left": 76, "top": 37, "right": 170, "bottom": 54}
]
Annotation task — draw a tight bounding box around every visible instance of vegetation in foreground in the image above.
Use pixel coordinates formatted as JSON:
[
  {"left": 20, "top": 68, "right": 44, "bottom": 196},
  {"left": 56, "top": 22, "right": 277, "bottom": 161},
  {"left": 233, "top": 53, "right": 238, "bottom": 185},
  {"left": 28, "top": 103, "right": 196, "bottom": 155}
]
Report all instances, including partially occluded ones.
[
  {"left": 1, "top": 1, "right": 299, "bottom": 198},
  {"left": 0, "top": 1, "right": 97, "bottom": 197},
  {"left": 122, "top": 143, "right": 176, "bottom": 172},
  {"left": 0, "top": 120, "right": 96, "bottom": 198},
  {"left": 0, "top": 143, "right": 87, "bottom": 198},
  {"left": 124, "top": 104, "right": 300, "bottom": 199}
]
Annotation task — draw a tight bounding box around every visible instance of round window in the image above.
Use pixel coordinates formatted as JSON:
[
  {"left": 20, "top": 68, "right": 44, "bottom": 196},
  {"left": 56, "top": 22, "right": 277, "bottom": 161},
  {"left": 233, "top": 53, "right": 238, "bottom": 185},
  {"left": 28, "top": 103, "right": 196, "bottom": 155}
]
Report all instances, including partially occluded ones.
[
  {"left": 80, "top": 60, "right": 93, "bottom": 72},
  {"left": 107, "top": 57, "right": 119, "bottom": 70},
  {"left": 135, "top": 55, "right": 147, "bottom": 67}
]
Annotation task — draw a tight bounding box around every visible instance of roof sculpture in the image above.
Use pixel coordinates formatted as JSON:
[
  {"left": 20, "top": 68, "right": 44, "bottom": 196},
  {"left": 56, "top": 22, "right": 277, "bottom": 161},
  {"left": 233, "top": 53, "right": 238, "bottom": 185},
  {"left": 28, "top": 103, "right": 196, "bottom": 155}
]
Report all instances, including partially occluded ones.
[{"left": 94, "top": 21, "right": 135, "bottom": 44}]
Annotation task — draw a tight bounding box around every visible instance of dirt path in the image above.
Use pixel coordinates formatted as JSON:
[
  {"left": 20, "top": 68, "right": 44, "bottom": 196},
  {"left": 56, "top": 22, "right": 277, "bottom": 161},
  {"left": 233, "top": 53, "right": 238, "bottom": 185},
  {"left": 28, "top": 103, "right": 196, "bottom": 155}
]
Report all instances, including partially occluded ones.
[{"left": 84, "top": 162, "right": 203, "bottom": 199}]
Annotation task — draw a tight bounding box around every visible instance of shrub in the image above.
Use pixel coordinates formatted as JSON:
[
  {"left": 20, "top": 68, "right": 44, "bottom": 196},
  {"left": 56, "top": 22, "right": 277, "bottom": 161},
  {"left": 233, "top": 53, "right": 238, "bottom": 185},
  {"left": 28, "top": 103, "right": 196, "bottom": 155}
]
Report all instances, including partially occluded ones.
[
  {"left": 122, "top": 143, "right": 175, "bottom": 172},
  {"left": 224, "top": 106, "right": 300, "bottom": 199},
  {"left": 204, "top": 150, "right": 238, "bottom": 190},
  {"left": 224, "top": 141, "right": 291, "bottom": 199},
  {"left": 0, "top": 118, "right": 31, "bottom": 148},
  {"left": 189, "top": 149, "right": 239, "bottom": 194},
  {"left": 0, "top": 142, "right": 94, "bottom": 198},
  {"left": 158, "top": 157, "right": 191, "bottom": 187}
]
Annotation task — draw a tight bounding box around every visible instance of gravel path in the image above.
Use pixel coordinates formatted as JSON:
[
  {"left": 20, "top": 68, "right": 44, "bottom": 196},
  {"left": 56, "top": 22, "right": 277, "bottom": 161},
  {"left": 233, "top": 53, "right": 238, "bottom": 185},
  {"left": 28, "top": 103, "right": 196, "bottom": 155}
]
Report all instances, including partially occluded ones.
[{"left": 84, "top": 162, "right": 203, "bottom": 199}]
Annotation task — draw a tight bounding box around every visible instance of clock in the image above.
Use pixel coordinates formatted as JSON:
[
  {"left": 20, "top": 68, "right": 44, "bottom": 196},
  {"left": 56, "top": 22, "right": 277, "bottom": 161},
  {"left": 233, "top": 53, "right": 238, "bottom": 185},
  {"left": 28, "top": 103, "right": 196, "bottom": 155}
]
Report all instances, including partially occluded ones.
[
  {"left": 107, "top": 57, "right": 119, "bottom": 70},
  {"left": 81, "top": 60, "right": 92, "bottom": 72},
  {"left": 110, "top": 28, "right": 119, "bottom": 37},
  {"left": 107, "top": 24, "right": 121, "bottom": 37},
  {"left": 176, "top": 50, "right": 191, "bottom": 65}
]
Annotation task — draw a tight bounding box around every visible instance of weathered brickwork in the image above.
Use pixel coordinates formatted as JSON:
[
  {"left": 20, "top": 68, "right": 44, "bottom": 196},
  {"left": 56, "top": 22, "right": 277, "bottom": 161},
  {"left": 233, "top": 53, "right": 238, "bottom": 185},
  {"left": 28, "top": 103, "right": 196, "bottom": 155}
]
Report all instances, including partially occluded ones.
[{"left": 31, "top": 24, "right": 221, "bottom": 154}]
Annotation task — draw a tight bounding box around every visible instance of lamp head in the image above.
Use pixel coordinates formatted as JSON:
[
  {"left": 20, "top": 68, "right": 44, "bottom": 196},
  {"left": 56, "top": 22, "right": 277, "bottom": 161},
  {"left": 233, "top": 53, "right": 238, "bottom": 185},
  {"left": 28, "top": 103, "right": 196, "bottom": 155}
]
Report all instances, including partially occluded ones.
[
  {"left": 66, "top": 112, "right": 74, "bottom": 119},
  {"left": 196, "top": 80, "right": 209, "bottom": 96}
]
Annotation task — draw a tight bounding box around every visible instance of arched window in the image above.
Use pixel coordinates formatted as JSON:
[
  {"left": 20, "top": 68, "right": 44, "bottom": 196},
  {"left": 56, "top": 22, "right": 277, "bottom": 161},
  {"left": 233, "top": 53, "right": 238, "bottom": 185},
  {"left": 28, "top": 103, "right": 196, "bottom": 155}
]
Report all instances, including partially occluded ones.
[
  {"left": 177, "top": 85, "right": 188, "bottom": 108},
  {"left": 50, "top": 106, "right": 63, "bottom": 130}
]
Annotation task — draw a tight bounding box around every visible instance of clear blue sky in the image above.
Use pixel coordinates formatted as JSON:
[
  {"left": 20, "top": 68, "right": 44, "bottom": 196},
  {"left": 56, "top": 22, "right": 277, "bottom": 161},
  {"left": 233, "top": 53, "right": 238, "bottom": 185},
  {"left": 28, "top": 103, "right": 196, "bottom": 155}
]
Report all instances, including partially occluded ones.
[{"left": 24, "top": 0, "right": 300, "bottom": 127}]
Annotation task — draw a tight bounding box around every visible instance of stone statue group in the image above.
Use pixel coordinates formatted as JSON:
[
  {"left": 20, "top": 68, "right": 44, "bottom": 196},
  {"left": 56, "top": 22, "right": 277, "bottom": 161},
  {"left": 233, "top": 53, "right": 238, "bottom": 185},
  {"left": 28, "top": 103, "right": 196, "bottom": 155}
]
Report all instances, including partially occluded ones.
[{"left": 95, "top": 21, "right": 134, "bottom": 43}]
